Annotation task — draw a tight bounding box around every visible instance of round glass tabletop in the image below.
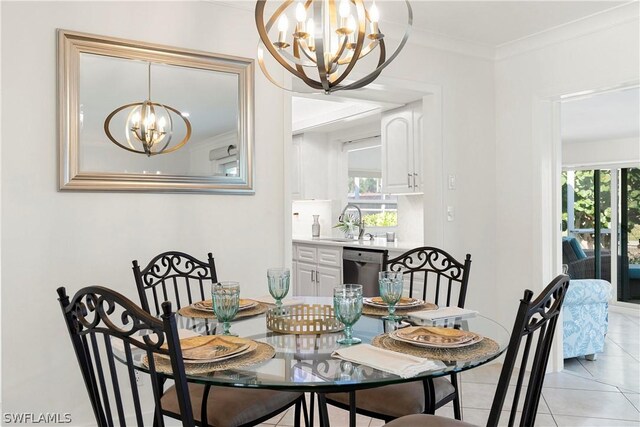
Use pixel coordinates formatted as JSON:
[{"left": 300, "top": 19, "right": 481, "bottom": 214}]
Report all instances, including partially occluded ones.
[{"left": 165, "top": 298, "right": 510, "bottom": 393}]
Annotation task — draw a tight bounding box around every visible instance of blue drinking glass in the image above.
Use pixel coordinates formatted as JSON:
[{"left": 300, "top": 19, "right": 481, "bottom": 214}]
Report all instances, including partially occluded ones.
[
  {"left": 267, "top": 268, "right": 290, "bottom": 307},
  {"left": 211, "top": 281, "right": 240, "bottom": 336},
  {"left": 334, "top": 284, "right": 363, "bottom": 345},
  {"left": 379, "top": 271, "right": 404, "bottom": 321}
]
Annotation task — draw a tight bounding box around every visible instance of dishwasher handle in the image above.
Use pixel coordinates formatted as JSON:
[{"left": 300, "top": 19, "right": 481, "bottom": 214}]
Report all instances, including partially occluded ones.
[{"left": 342, "top": 249, "right": 386, "bottom": 264}]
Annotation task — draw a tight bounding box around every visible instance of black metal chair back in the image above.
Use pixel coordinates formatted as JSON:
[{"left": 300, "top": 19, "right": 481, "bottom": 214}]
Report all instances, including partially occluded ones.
[
  {"left": 488, "top": 274, "right": 570, "bottom": 427},
  {"left": 132, "top": 251, "right": 218, "bottom": 316},
  {"left": 57, "top": 286, "right": 194, "bottom": 427},
  {"left": 384, "top": 247, "right": 472, "bottom": 307}
]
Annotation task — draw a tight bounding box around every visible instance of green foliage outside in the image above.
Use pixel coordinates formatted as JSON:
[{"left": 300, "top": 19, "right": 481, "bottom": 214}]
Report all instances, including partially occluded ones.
[
  {"left": 348, "top": 177, "right": 379, "bottom": 194},
  {"left": 363, "top": 212, "right": 397, "bottom": 227},
  {"left": 562, "top": 168, "right": 640, "bottom": 262}
]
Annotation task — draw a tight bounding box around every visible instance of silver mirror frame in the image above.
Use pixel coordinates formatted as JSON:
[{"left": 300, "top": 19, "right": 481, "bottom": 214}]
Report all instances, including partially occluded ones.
[{"left": 58, "top": 29, "right": 255, "bottom": 194}]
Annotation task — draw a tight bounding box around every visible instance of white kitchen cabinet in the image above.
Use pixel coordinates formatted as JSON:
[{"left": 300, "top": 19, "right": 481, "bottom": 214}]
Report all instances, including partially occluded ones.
[
  {"left": 295, "top": 261, "right": 317, "bottom": 297},
  {"left": 291, "top": 133, "right": 330, "bottom": 200},
  {"left": 381, "top": 101, "right": 423, "bottom": 194},
  {"left": 292, "top": 243, "right": 342, "bottom": 296},
  {"left": 316, "top": 265, "right": 342, "bottom": 296}
]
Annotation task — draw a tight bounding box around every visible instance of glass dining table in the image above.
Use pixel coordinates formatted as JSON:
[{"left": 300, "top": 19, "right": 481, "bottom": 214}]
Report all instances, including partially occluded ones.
[{"left": 149, "top": 298, "right": 510, "bottom": 427}]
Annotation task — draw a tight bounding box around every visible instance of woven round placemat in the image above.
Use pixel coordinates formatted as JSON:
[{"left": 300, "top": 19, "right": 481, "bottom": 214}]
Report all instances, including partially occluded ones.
[
  {"left": 372, "top": 333, "right": 500, "bottom": 362},
  {"left": 145, "top": 341, "right": 276, "bottom": 375},
  {"left": 362, "top": 302, "right": 438, "bottom": 317},
  {"left": 177, "top": 301, "right": 269, "bottom": 320}
]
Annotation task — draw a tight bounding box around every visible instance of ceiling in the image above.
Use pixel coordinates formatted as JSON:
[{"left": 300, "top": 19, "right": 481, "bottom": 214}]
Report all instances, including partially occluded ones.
[
  {"left": 378, "top": 1, "right": 627, "bottom": 47},
  {"left": 232, "top": 0, "right": 629, "bottom": 47},
  {"left": 562, "top": 87, "right": 640, "bottom": 144}
]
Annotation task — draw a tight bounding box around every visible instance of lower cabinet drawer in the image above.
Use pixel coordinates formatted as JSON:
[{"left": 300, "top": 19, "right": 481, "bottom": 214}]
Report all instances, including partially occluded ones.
[{"left": 317, "top": 247, "right": 341, "bottom": 267}]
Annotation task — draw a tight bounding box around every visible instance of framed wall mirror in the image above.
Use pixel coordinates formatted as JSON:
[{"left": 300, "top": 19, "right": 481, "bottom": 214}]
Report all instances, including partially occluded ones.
[{"left": 58, "top": 30, "right": 254, "bottom": 193}]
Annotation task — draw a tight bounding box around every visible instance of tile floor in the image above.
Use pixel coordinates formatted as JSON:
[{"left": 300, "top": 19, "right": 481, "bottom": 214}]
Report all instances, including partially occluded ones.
[{"left": 260, "top": 310, "right": 640, "bottom": 427}]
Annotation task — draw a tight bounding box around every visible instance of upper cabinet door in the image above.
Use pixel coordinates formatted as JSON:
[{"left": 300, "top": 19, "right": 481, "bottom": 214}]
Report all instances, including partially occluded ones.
[
  {"left": 381, "top": 106, "right": 414, "bottom": 193},
  {"left": 412, "top": 102, "right": 424, "bottom": 192}
]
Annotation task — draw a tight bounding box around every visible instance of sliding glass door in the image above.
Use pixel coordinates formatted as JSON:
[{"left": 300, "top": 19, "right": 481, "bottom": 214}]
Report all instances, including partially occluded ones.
[
  {"left": 619, "top": 167, "right": 640, "bottom": 303},
  {"left": 562, "top": 166, "right": 639, "bottom": 304}
]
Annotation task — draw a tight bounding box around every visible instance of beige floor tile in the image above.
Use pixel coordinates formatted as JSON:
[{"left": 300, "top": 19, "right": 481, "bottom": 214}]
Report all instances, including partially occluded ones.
[
  {"left": 368, "top": 418, "right": 386, "bottom": 426},
  {"left": 262, "top": 412, "right": 285, "bottom": 425},
  {"left": 542, "top": 371, "right": 619, "bottom": 392},
  {"left": 563, "top": 358, "right": 593, "bottom": 377},
  {"left": 452, "top": 408, "right": 556, "bottom": 426},
  {"left": 277, "top": 405, "right": 371, "bottom": 427},
  {"left": 542, "top": 388, "right": 639, "bottom": 421},
  {"left": 459, "top": 382, "right": 550, "bottom": 414},
  {"left": 577, "top": 354, "right": 640, "bottom": 393},
  {"left": 623, "top": 393, "right": 640, "bottom": 412},
  {"left": 552, "top": 415, "right": 640, "bottom": 426},
  {"left": 459, "top": 363, "right": 528, "bottom": 386}
]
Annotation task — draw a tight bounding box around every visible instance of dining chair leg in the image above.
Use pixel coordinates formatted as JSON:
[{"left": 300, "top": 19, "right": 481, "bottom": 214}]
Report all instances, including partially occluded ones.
[
  {"left": 451, "top": 373, "right": 463, "bottom": 420},
  {"left": 348, "top": 391, "right": 356, "bottom": 427},
  {"left": 294, "top": 399, "right": 302, "bottom": 427},
  {"left": 317, "top": 393, "right": 331, "bottom": 427}
]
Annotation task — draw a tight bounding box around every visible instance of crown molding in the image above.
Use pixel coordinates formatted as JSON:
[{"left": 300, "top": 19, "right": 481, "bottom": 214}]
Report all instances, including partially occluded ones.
[
  {"left": 495, "top": 1, "right": 639, "bottom": 61},
  {"left": 207, "top": 0, "right": 637, "bottom": 63},
  {"left": 381, "top": 20, "right": 495, "bottom": 61}
]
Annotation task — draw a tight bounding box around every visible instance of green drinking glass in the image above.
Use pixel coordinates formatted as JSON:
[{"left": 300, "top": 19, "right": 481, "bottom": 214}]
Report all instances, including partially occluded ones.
[
  {"left": 267, "top": 268, "right": 290, "bottom": 307},
  {"left": 211, "top": 281, "right": 240, "bottom": 336},
  {"left": 334, "top": 284, "right": 363, "bottom": 345},
  {"left": 379, "top": 271, "right": 404, "bottom": 321}
]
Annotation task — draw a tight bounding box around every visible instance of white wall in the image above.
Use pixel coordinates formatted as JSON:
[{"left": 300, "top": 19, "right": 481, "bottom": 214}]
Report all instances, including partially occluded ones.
[
  {"left": 563, "top": 137, "right": 640, "bottom": 168},
  {"left": 494, "top": 8, "right": 640, "bottom": 329},
  {"left": 376, "top": 37, "right": 497, "bottom": 313},
  {"left": 1, "top": 1, "right": 285, "bottom": 423}
]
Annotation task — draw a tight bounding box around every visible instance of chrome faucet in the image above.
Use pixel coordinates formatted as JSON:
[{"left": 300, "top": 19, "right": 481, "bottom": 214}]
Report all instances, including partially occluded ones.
[{"left": 338, "top": 203, "right": 365, "bottom": 240}]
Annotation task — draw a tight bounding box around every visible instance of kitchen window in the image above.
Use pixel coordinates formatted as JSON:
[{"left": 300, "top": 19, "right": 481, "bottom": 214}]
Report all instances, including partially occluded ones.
[{"left": 346, "top": 139, "right": 398, "bottom": 228}]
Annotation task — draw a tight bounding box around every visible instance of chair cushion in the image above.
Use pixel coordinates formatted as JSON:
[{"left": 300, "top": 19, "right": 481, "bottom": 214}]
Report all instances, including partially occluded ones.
[
  {"left": 385, "top": 414, "right": 476, "bottom": 427},
  {"left": 563, "top": 237, "right": 587, "bottom": 261},
  {"left": 564, "top": 279, "right": 611, "bottom": 306},
  {"left": 161, "top": 383, "right": 301, "bottom": 427},
  {"left": 324, "top": 377, "right": 455, "bottom": 418}
]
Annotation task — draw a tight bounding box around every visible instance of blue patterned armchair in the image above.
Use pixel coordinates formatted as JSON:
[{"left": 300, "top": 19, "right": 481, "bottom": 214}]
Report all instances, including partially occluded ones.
[{"left": 563, "top": 279, "right": 611, "bottom": 360}]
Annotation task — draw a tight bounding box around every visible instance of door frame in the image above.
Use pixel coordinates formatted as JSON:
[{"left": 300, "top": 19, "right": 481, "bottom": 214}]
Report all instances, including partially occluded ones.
[
  {"left": 534, "top": 80, "right": 640, "bottom": 371},
  {"left": 283, "top": 75, "right": 444, "bottom": 269}
]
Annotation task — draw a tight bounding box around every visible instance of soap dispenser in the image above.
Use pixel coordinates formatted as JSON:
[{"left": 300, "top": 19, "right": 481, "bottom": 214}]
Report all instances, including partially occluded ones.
[{"left": 312, "top": 215, "right": 320, "bottom": 237}]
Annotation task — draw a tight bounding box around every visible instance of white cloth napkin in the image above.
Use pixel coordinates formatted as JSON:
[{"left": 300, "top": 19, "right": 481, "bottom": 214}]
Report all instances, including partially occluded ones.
[
  {"left": 332, "top": 344, "right": 445, "bottom": 378},
  {"left": 252, "top": 295, "right": 305, "bottom": 307},
  {"left": 408, "top": 307, "right": 478, "bottom": 322}
]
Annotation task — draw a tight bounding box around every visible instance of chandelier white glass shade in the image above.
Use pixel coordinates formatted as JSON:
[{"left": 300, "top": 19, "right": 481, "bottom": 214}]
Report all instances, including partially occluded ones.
[
  {"left": 256, "top": 0, "right": 412, "bottom": 94},
  {"left": 104, "top": 63, "right": 192, "bottom": 157}
]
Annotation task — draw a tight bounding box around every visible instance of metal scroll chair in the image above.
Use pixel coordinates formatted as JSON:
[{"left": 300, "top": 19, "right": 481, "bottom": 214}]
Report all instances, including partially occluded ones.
[
  {"left": 324, "top": 247, "right": 471, "bottom": 422},
  {"left": 384, "top": 274, "right": 571, "bottom": 427},
  {"left": 133, "top": 251, "right": 309, "bottom": 427},
  {"left": 132, "top": 251, "right": 218, "bottom": 316},
  {"left": 57, "top": 285, "right": 194, "bottom": 427}
]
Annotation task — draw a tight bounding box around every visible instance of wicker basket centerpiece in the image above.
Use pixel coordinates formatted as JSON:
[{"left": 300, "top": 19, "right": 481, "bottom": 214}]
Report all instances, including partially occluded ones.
[{"left": 266, "top": 304, "right": 344, "bottom": 335}]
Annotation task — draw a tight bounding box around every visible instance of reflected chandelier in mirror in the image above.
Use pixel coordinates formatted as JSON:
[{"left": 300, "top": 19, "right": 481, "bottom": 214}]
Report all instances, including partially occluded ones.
[{"left": 58, "top": 30, "right": 254, "bottom": 193}]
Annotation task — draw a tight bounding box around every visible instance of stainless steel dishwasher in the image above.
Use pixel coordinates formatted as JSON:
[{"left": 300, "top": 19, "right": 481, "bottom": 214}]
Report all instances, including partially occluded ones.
[{"left": 342, "top": 248, "right": 387, "bottom": 297}]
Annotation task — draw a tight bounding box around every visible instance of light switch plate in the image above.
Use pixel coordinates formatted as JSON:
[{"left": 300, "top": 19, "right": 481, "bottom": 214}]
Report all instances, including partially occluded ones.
[
  {"left": 448, "top": 175, "right": 456, "bottom": 190},
  {"left": 447, "top": 206, "right": 455, "bottom": 222}
]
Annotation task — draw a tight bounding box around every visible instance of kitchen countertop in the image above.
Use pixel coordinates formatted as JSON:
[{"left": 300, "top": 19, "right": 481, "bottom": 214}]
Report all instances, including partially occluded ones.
[{"left": 292, "top": 236, "right": 423, "bottom": 252}]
